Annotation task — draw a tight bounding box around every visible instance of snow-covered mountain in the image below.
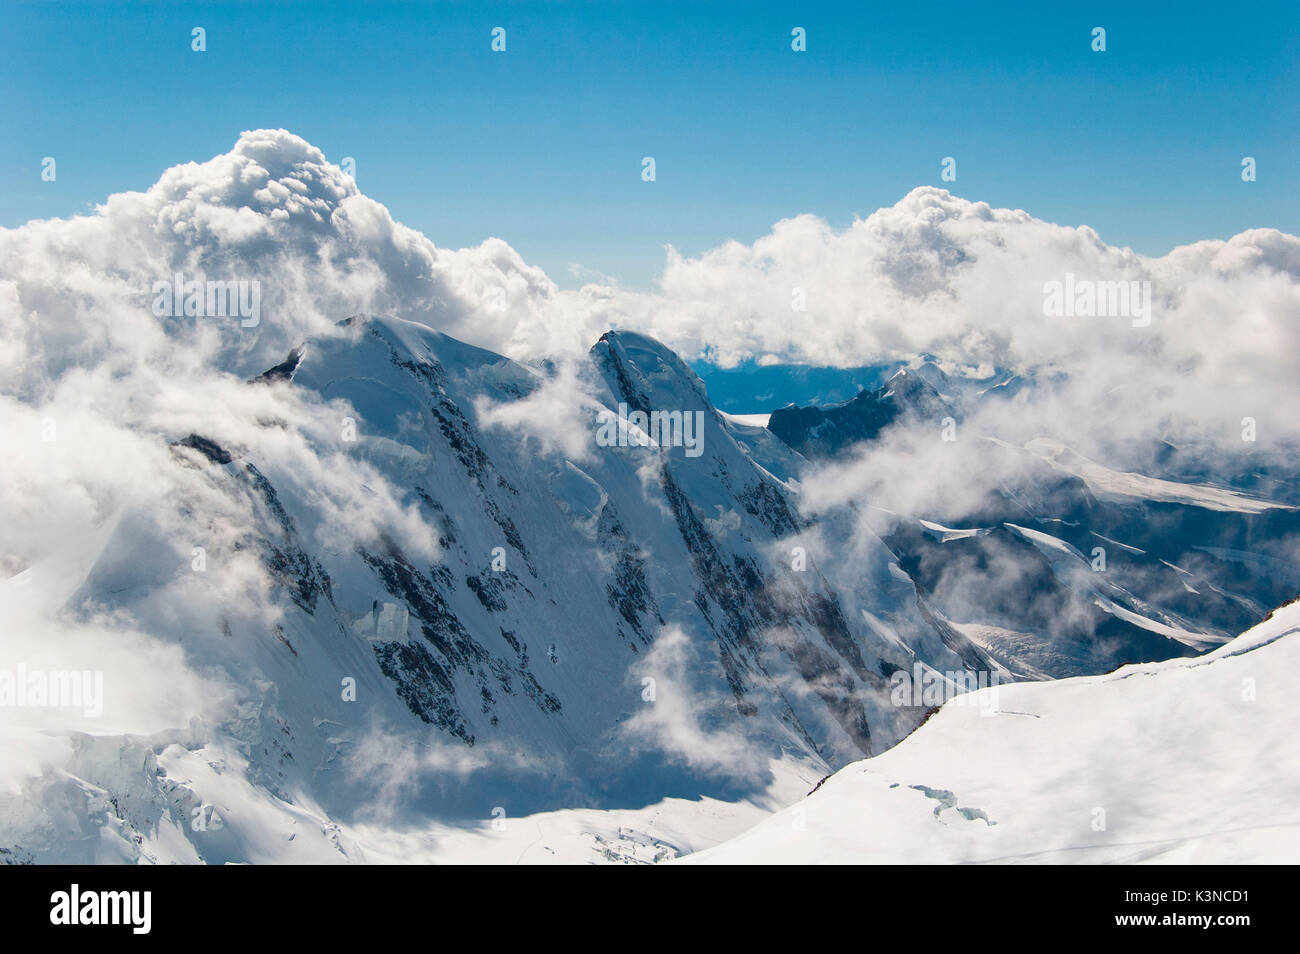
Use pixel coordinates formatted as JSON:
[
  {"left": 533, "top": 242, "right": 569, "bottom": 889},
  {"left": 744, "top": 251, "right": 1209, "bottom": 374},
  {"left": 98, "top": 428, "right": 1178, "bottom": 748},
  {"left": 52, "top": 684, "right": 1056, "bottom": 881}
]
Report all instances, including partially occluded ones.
[
  {"left": 2, "top": 131, "right": 1297, "bottom": 864},
  {"left": 0, "top": 314, "right": 1011, "bottom": 862},
  {"left": 3, "top": 310, "right": 1292, "bottom": 863},
  {"left": 768, "top": 362, "right": 957, "bottom": 460},
  {"left": 688, "top": 596, "right": 1300, "bottom": 864}
]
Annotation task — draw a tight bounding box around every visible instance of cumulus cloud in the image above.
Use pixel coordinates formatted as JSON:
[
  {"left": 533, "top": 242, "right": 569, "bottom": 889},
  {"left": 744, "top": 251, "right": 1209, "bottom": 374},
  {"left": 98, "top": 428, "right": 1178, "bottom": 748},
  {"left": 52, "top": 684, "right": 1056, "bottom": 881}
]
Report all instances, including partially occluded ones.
[
  {"left": 343, "top": 722, "right": 539, "bottom": 822},
  {"left": 7, "top": 131, "right": 1294, "bottom": 478},
  {"left": 473, "top": 358, "right": 604, "bottom": 464},
  {"left": 604, "top": 192, "right": 1298, "bottom": 375},
  {"left": 577, "top": 189, "right": 1300, "bottom": 498},
  {"left": 621, "top": 626, "right": 767, "bottom": 782},
  {"left": 0, "top": 128, "right": 578, "bottom": 395}
]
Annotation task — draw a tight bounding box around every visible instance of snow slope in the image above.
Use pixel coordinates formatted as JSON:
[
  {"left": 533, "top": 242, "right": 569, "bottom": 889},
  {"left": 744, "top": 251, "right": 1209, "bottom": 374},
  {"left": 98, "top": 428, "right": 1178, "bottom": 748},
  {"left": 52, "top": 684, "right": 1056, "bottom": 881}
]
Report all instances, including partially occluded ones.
[
  {"left": 0, "top": 316, "right": 976, "bottom": 862},
  {"left": 1021, "top": 438, "right": 1292, "bottom": 515},
  {"left": 688, "top": 598, "right": 1300, "bottom": 864}
]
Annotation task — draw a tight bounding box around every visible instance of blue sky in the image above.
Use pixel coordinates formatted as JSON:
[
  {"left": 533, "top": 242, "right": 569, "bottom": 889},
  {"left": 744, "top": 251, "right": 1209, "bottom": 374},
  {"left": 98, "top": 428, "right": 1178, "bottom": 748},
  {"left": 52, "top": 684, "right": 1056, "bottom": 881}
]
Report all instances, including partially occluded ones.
[{"left": 2, "top": 0, "right": 1296, "bottom": 288}]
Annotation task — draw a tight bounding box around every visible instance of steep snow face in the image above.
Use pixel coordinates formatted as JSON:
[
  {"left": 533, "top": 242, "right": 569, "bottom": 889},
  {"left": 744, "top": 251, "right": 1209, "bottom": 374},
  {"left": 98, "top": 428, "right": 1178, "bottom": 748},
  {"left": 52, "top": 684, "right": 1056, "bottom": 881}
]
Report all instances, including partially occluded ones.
[
  {"left": 2, "top": 315, "right": 1016, "bottom": 862},
  {"left": 687, "top": 598, "right": 1300, "bottom": 864}
]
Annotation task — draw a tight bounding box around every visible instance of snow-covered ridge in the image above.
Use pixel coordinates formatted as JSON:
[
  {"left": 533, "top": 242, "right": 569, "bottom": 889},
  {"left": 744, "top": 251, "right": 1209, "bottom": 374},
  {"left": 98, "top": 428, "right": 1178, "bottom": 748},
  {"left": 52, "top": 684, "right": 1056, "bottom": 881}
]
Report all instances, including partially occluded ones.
[
  {"left": 0, "top": 314, "right": 979, "bottom": 862},
  {"left": 1020, "top": 438, "right": 1292, "bottom": 514},
  {"left": 688, "top": 598, "right": 1300, "bottom": 864}
]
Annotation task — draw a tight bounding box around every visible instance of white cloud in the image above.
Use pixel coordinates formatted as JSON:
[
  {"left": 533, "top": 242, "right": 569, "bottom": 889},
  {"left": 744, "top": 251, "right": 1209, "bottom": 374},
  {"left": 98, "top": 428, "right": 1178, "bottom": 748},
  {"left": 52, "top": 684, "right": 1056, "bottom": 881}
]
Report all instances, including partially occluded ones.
[
  {"left": 7, "top": 131, "right": 1295, "bottom": 479},
  {"left": 473, "top": 358, "right": 603, "bottom": 464},
  {"left": 343, "top": 722, "right": 538, "bottom": 822},
  {"left": 621, "top": 626, "right": 767, "bottom": 782}
]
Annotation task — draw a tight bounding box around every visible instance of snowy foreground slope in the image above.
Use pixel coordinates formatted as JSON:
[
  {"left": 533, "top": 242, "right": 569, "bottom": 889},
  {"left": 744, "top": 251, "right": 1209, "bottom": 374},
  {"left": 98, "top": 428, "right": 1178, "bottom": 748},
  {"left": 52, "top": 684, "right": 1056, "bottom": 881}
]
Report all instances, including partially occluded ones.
[{"left": 687, "top": 599, "right": 1300, "bottom": 864}]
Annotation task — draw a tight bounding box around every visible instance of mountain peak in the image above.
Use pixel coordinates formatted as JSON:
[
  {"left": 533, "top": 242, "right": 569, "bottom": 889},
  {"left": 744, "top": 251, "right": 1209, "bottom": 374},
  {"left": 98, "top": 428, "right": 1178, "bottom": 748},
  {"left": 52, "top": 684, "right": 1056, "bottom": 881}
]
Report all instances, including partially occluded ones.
[{"left": 591, "top": 328, "right": 713, "bottom": 414}]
